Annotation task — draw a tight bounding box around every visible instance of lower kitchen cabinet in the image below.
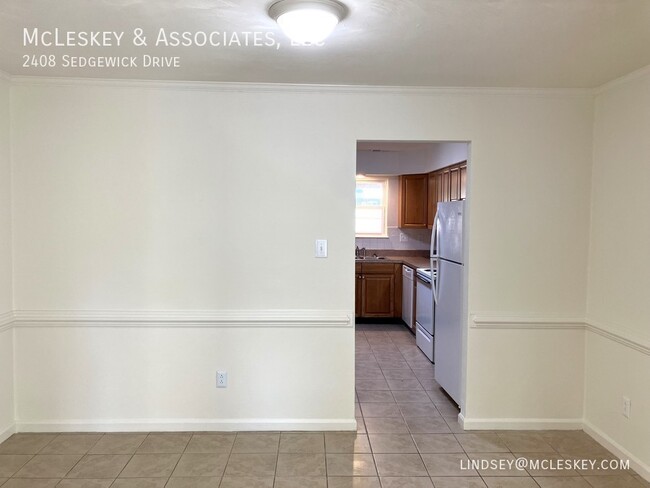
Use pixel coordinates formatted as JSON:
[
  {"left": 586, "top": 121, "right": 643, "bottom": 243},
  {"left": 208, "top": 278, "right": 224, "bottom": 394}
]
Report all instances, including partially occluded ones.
[{"left": 356, "top": 262, "right": 402, "bottom": 318}]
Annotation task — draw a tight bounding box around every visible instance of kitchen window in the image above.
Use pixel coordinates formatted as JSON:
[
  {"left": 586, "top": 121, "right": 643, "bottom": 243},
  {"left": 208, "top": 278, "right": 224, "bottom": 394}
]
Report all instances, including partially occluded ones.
[{"left": 355, "top": 177, "right": 388, "bottom": 237}]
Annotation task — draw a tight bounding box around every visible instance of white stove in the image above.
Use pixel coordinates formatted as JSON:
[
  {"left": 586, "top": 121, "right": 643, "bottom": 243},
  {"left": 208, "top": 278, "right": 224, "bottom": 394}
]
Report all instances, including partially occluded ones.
[{"left": 415, "top": 267, "right": 436, "bottom": 362}]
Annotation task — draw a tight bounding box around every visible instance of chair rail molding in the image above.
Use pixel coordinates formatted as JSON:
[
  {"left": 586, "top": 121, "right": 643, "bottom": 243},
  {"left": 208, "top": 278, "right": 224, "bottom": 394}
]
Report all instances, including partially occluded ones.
[
  {"left": 470, "top": 313, "right": 650, "bottom": 355},
  {"left": 8, "top": 309, "right": 352, "bottom": 328}
]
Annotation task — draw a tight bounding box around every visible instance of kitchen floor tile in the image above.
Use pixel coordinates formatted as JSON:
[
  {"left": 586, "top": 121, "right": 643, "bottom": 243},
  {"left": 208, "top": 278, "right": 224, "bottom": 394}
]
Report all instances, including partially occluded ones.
[
  {"left": 279, "top": 433, "right": 324, "bottom": 453},
  {"left": 110, "top": 479, "right": 167, "bottom": 488},
  {"left": 497, "top": 433, "right": 555, "bottom": 453},
  {"left": 89, "top": 434, "right": 147, "bottom": 455},
  {"left": 232, "top": 434, "right": 280, "bottom": 453},
  {"left": 0, "top": 435, "right": 56, "bottom": 455},
  {"left": 326, "top": 454, "right": 377, "bottom": 476},
  {"left": 374, "top": 454, "right": 428, "bottom": 476},
  {"left": 380, "top": 476, "right": 434, "bottom": 487},
  {"left": 119, "top": 453, "right": 180, "bottom": 478},
  {"left": 412, "top": 434, "right": 463, "bottom": 453},
  {"left": 165, "top": 477, "right": 221, "bottom": 487},
  {"left": 455, "top": 434, "right": 510, "bottom": 453},
  {"left": 404, "top": 417, "right": 451, "bottom": 434},
  {"left": 171, "top": 453, "right": 228, "bottom": 477},
  {"left": 398, "top": 403, "right": 440, "bottom": 418},
  {"left": 483, "top": 478, "right": 540, "bottom": 487},
  {"left": 421, "top": 453, "right": 477, "bottom": 477},
  {"left": 326, "top": 477, "right": 381, "bottom": 488},
  {"left": 386, "top": 378, "right": 423, "bottom": 391},
  {"left": 56, "top": 479, "right": 114, "bottom": 488},
  {"left": 184, "top": 434, "right": 235, "bottom": 453},
  {"left": 276, "top": 453, "right": 326, "bottom": 477},
  {"left": 324, "top": 434, "right": 371, "bottom": 453},
  {"left": 355, "top": 391, "right": 395, "bottom": 403},
  {"left": 367, "top": 434, "right": 417, "bottom": 454},
  {"left": 39, "top": 435, "right": 102, "bottom": 455},
  {"left": 391, "top": 391, "right": 431, "bottom": 403},
  {"left": 136, "top": 433, "right": 191, "bottom": 454},
  {"left": 360, "top": 403, "right": 402, "bottom": 418},
  {"left": 363, "top": 417, "right": 409, "bottom": 434},
  {"left": 1, "top": 480, "right": 60, "bottom": 488},
  {"left": 0, "top": 456, "right": 32, "bottom": 478},
  {"left": 219, "top": 476, "right": 274, "bottom": 488},
  {"left": 381, "top": 370, "right": 418, "bottom": 380},
  {"left": 274, "top": 476, "right": 327, "bottom": 488},
  {"left": 13, "top": 454, "right": 82, "bottom": 478},
  {"left": 355, "top": 379, "right": 390, "bottom": 391},
  {"left": 224, "top": 453, "right": 277, "bottom": 477},
  {"left": 65, "top": 454, "right": 130, "bottom": 478},
  {"left": 534, "top": 477, "right": 591, "bottom": 487},
  {"left": 430, "top": 477, "right": 487, "bottom": 487},
  {"left": 582, "top": 474, "right": 646, "bottom": 487}
]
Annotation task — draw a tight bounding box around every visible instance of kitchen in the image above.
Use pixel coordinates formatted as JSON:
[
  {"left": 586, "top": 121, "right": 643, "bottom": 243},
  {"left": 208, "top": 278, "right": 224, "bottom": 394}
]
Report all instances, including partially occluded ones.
[{"left": 355, "top": 141, "right": 469, "bottom": 407}]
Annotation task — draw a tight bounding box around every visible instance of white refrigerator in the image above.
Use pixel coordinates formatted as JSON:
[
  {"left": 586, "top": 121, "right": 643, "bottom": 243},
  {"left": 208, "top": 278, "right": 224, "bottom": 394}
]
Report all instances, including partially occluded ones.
[{"left": 431, "top": 200, "right": 464, "bottom": 405}]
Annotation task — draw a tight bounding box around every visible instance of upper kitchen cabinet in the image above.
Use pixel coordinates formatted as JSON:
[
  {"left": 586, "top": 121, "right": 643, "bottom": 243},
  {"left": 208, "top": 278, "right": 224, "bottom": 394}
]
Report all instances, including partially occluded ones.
[
  {"left": 399, "top": 173, "right": 428, "bottom": 228},
  {"left": 460, "top": 163, "right": 467, "bottom": 200},
  {"left": 450, "top": 166, "right": 461, "bottom": 201},
  {"left": 427, "top": 172, "right": 437, "bottom": 228}
]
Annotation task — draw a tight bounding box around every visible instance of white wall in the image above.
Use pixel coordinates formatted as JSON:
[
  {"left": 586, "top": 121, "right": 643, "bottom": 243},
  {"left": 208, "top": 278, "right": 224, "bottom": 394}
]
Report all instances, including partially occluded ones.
[
  {"left": 9, "top": 81, "right": 593, "bottom": 431},
  {"left": 427, "top": 142, "right": 469, "bottom": 171},
  {"left": 585, "top": 69, "right": 650, "bottom": 474},
  {"left": 0, "top": 75, "right": 15, "bottom": 439}
]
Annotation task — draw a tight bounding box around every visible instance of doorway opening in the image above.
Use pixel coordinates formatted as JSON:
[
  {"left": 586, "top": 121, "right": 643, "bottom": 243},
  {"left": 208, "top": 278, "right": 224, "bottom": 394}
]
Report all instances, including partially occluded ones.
[{"left": 354, "top": 140, "right": 470, "bottom": 428}]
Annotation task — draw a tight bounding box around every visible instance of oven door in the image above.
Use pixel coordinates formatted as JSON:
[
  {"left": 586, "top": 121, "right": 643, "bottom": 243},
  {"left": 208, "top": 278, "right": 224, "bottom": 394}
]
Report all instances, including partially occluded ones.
[{"left": 415, "top": 276, "right": 434, "bottom": 336}]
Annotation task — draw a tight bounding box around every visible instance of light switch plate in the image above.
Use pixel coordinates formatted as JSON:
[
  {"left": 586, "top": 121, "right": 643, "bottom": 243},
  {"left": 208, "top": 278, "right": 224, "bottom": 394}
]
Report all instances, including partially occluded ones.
[{"left": 315, "top": 239, "right": 328, "bottom": 258}]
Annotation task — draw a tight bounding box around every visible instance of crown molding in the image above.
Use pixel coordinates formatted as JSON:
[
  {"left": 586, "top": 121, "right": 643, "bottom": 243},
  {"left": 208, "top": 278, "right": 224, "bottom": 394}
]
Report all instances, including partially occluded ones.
[
  {"left": 0, "top": 70, "right": 12, "bottom": 82},
  {"left": 6, "top": 74, "right": 594, "bottom": 97}
]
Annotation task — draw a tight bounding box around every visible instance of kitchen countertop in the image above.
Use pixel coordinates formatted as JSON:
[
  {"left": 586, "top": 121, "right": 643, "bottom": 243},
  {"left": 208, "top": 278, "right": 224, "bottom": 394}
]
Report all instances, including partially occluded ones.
[{"left": 356, "top": 255, "right": 432, "bottom": 270}]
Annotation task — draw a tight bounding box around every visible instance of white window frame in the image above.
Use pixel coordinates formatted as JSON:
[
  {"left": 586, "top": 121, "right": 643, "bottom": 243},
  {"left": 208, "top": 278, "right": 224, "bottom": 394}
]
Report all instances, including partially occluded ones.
[{"left": 355, "top": 176, "right": 389, "bottom": 238}]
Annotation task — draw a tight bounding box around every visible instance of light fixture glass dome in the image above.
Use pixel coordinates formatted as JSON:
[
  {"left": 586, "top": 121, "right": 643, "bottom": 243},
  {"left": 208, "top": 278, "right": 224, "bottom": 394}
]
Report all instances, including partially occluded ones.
[{"left": 269, "top": 0, "right": 347, "bottom": 45}]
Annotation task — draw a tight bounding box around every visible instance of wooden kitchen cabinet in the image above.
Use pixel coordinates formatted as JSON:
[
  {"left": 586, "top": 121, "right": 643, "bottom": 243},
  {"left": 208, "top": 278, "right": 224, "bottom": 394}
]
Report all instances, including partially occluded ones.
[
  {"left": 427, "top": 172, "right": 437, "bottom": 229},
  {"left": 430, "top": 160, "right": 468, "bottom": 215},
  {"left": 460, "top": 163, "right": 467, "bottom": 200},
  {"left": 398, "top": 174, "right": 428, "bottom": 228},
  {"left": 356, "top": 262, "right": 402, "bottom": 318},
  {"left": 440, "top": 168, "right": 451, "bottom": 202},
  {"left": 450, "top": 166, "right": 461, "bottom": 201},
  {"left": 355, "top": 263, "right": 362, "bottom": 318}
]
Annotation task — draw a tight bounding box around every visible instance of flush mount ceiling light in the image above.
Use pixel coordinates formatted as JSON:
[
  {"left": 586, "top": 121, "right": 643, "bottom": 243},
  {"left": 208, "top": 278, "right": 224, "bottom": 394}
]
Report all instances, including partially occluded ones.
[{"left": 269, "top": 0, "right": 347, "bottom": 45}]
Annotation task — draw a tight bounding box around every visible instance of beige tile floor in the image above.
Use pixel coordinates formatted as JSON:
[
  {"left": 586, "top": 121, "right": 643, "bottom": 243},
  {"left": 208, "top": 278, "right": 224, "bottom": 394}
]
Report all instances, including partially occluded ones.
[{"left": 0, "top": 323, "right": 646, "bottom": 488}]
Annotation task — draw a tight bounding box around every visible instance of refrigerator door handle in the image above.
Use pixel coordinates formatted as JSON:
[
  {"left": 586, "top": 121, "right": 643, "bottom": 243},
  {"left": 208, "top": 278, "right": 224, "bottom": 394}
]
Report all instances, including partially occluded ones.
[{"left": 431, "top": 212, "right": 440, "bottom": 304}]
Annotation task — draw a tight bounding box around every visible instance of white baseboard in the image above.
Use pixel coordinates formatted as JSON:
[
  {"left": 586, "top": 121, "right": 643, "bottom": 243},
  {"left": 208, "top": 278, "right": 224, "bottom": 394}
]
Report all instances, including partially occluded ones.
[
  {"left": 583, "top": 420, "right": 650, "bottom": 482},
  {"left": 15, "top": 418, "right": 357, "bottom": 433},
  {"left": 0, "top": 423, "right": 16, "bottom": 443},
  {"left": 461, "top": 417, "right": 583, "bottom": 430}
]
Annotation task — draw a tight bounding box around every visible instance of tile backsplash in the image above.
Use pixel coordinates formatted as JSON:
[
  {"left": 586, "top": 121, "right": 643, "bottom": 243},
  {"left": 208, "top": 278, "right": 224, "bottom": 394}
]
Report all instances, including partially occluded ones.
[{"left": 356, "top": 227, "right": 431, "bottom": 251}]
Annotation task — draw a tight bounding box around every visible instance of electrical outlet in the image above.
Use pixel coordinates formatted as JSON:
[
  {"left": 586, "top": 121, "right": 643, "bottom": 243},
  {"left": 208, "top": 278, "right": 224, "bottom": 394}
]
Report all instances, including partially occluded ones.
[
  {"left": 399, "top": 232, "right": 408, "bottom": 242},
  {"left": 623, "top": 397, "right": 631, "bottom": 418},
  {"left": 217, "top": 371, "right": 228, "bottom": 388}
]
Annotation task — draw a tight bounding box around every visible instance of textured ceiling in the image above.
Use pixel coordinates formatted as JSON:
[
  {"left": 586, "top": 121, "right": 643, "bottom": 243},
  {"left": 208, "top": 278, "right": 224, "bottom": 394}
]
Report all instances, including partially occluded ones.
[{"left": 1, "top": 0, "right": 650, "bottom": 87}]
